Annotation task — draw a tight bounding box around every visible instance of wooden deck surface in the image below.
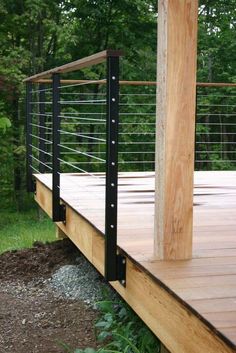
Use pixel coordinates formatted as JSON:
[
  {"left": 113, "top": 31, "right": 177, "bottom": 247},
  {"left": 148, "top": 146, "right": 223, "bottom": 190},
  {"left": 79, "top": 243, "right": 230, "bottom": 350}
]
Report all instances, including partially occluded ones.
[{"left": 35, "top": 171, "right": 236, "bottom": 350}]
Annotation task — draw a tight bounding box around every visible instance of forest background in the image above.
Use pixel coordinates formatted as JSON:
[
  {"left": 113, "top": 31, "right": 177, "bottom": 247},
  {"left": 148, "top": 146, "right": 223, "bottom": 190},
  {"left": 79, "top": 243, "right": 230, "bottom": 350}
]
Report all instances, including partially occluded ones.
[{"left": 0, "top": 0, "right": 235, "bottom": 214}]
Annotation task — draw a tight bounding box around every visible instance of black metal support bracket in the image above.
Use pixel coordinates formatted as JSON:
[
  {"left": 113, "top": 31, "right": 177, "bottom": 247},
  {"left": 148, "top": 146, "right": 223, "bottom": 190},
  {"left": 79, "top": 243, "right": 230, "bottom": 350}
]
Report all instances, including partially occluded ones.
[
  {"left": 39, "top": 84, "right": 46, "bottom": 173},
  {"left": 26, "top": 82, "right": 36, "bottom": 192},
  {"left": 52, "top": 73, "right": 66, "bottom": 223},
  {"left": 105, "top": 55, "right": 126, "bottom": 285}
]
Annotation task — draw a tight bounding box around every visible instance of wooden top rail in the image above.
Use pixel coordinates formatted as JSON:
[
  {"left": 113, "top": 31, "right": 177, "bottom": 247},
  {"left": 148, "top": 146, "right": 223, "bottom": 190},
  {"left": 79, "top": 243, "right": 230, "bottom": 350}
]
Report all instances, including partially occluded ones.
[
  {"left": 23, "top": 50, "right": 123, "bottom": 83},
  {"left": 28, "top": 78, "right": 236, "bottom": 87}
]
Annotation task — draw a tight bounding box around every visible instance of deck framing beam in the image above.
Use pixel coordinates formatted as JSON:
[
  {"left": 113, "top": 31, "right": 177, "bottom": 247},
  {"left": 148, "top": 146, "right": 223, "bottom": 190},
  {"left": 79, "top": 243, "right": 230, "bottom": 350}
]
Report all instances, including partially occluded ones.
[
  {"left": 155, "top": 0, "right": 199, "bottom": 259},
  {"left": 34, "top": 178, "right": 235, "bottom": 353}
]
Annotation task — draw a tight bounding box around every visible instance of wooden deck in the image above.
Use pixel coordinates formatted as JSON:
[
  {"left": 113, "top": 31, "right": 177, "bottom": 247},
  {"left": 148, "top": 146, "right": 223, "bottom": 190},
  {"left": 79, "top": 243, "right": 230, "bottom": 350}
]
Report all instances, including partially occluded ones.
[{"left": 35, "top": 171, "right": 236, "bottom": 353}]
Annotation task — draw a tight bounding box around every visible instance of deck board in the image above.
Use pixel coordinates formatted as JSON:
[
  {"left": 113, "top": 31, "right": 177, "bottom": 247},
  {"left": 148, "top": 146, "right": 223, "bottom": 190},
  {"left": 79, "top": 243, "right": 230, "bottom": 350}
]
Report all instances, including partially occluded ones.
[{"left": 35, "top": 171, "right": 236, "bottom": 351}]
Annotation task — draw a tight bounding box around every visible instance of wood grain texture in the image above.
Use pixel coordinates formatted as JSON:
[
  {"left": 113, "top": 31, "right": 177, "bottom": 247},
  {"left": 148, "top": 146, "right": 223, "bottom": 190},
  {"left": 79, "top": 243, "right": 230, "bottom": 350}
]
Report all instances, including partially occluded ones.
[
  {"left": 155, "top": 0, "right": 199, "bottom": 260},
  {"left": 34, "top": 171, "right": 236, "bottom": 352},
  {"left": 33, "top": 79, "right": 236, "bottom": 87},
  {"left": 24, "top": 50, "right": 123, "bottom": 82}
]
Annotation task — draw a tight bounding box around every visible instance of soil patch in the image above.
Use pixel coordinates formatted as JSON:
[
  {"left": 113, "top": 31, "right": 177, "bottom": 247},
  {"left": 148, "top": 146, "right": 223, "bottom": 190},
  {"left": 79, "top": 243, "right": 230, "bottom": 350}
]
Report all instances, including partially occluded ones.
[{"left": 0, "top": 240, "right": 100, "bottom": 353}]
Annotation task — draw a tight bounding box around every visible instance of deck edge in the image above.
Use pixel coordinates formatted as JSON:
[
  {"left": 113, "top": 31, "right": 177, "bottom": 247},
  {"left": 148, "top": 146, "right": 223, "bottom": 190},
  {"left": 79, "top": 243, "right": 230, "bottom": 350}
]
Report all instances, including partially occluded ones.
[{"left": 34, "top": 177, "right": 236, "bottom": 353}]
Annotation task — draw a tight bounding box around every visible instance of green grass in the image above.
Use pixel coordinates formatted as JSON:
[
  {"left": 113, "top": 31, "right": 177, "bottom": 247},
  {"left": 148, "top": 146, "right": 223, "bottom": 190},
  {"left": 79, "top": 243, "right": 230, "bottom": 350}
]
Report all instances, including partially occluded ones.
[{"left": 0, "top": 209, "right": 56, "bottom": 254}]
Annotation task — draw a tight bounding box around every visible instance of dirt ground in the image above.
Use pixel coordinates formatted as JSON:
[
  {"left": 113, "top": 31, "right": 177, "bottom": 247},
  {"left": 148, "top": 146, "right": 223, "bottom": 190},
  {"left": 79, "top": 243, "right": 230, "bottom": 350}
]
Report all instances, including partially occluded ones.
[{"left": 0, "top": 240, "right": 99, "bottom": 353}]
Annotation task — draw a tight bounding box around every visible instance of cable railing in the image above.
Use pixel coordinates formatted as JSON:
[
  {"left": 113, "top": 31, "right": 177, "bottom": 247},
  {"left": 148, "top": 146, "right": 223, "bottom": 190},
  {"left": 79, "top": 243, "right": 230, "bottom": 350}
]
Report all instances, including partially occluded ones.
[
  {"left": 196, "top": 86, "right": 236, "bottom": 170},
  {"left": 25, "top": 50, "right": 126, "bottom": 284},
  {"left": 25, "top": 50, "right": 236, "bottom": 284}
]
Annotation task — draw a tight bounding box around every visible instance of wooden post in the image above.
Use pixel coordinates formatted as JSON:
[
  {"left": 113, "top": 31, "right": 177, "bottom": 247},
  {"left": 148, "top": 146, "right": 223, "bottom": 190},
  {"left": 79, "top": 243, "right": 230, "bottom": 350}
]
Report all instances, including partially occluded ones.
[{"left": 155, "top": 0, "right": 198, "bottom": 259}]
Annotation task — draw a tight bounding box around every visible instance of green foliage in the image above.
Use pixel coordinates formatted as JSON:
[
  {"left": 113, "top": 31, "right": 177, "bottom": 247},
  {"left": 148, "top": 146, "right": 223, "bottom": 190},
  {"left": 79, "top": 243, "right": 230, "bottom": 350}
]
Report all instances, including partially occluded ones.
[
  {"left": 92, "top": 300, "right": 159, "bottom": 353},
  {"left": 60, "top": 299, "right": 160, "bottom": 353},
  {"left": 0, "top": 0, "right": 236, "bottom": 211},
  {"left": 0, "top": 116, "right": 11, "bottom": 133}
]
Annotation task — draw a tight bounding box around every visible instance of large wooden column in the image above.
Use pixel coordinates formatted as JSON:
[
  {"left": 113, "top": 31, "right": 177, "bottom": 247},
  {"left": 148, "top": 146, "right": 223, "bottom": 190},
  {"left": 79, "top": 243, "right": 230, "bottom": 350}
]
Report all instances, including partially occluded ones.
[{"left": 155, "top": 0, "right": 198, "bottom": 260}]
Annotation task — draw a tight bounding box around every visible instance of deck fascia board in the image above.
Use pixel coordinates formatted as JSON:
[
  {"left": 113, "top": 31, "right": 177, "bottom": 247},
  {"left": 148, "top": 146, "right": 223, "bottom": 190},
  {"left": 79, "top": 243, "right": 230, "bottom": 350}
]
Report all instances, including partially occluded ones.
[{"left": 35, "top": 178, "right": 235, "bottom": 353}]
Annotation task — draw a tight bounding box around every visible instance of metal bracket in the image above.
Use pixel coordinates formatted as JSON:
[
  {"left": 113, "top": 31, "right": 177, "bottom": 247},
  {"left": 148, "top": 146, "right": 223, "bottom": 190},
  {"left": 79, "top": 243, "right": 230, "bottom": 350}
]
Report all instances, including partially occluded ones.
[
  {"left": 32, "top": 179, "right": 36, "bottom": 194},
  {"left": 116, "top": 254, "right": 126, "bottom": 287},
  {"left": 52, "top": 203, "right": 66, "bottom": 223},
  {"left": 60, "top": 204, "right": 66, "bottom": 224}
]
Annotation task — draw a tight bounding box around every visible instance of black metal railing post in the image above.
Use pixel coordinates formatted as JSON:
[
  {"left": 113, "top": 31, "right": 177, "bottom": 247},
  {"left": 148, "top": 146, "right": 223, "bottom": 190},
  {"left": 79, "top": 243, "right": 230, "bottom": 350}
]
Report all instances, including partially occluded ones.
[
  {"left": 105, "top": 55, "right": 126, "bottom": 284},
  {"left": 26, "top": 82, "right": 35, "bottom": 192},
  {"left": 39, "top": 84, "right": 46, "bottom": 173},
  {"left": 52, "top": 73, "right": 66, "bottom": 222}
]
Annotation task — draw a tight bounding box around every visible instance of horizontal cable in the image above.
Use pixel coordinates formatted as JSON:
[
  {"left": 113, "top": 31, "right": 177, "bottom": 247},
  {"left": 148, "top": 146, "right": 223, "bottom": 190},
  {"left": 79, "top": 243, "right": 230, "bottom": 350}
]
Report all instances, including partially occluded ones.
[
  {"left": 30, "top": 155, "right": 52, "bottom": 170},
  {"left": 196, "top": 150, "right": 236, "bottom": 154},
  {"left": 30, "top": 134, "right": 52, "bottom": 144},
  {"left": 30, "top": 123, "right": 52, "bottom": 130},
  {"left": 30, "top": 101, "right": 52, "bottom": 104},
  {"left": 120, "top": 93, "right": 156, "bottom": 96},
  {"left": 31, "top": 87, "right": 53, "bottom": 93},
  {"left": 61, "top": 161, "right": 104, "bottom": 164},
  {"left": 195, "top": 141, "right": 236, "bottom": 144},
  {"left": 59, "top": 79, "right": 106, "bottom": 89},
  {"left": 60, "top": 112, "right": 106, "bottom": 115},
  {"left": 60, "top": 151, "right": 155, "bottom": 155},
  {"left": 60, "top": 122, "right": 106, "bottom": 125},
  {"left": 61, "top": 92, "right": 106, "bottom": 96},
  {"left": 120, "top": 113, "right": 156, "bottom": 116},
  {"left": 195, "top": 160, "right": 236, "bottom": 162},
  {"left": 46, "top": 121, "right": 105, "bottom": 125},
  {"left": 197, "top": 113, "right": 236, "bottom": 116},
  {"left": 30, "top": 165, "right": 40, "bottom": 173},
  {"left": 119, "top": 132, "right": 155, "bottom": 135},
  {"left": 58, "top": 159, "right": 102, "bottom": 178},
  {"left": 58, "top": 130, "right": 106, "bottom": 142},
  {"left": 51, "top": 131, "right": 156, "bottom": 135},
  {"left": 119, "top": 142, "right": 155, "bottom": 144},
  {"left": 119, "top": 103, "right": 156, "bottom": 106},
  {"left": 59, "top": 141, "right": 105, "bottom": 145},
  {"left": 60, "top": 115, "right": 106, "bottom": 122},
  {"left": 120, "top": 122, "right": 155, "bottom": 125},
  {"left": 59, "top": 99, "right": 106, "bottom": 104},
  {"left": 197, "top": 95, "right": 236, "bottom": 98},
  {"left": 196, "top": 132, "right": 236, "bottom": 135},
  {"left": 59, "top": 144, "right": 105, "bottom": 162},
  {"left": 30, "top": 144, "right": 52, "bottom": 156},
  {"left": 60, "top": 101, "right": 106, "bottom": 105},
  {"left": 30, "top": 113, "right": 52, "bottom": 117},
  {"left": 196, "top": 123, "right": 236, "bottom": 126},
  {"left": 119, "top": 161, "right": 155, "bottom": 164},
  {"left": 197, "top": 104, "right": 236, "bottom": 107}
]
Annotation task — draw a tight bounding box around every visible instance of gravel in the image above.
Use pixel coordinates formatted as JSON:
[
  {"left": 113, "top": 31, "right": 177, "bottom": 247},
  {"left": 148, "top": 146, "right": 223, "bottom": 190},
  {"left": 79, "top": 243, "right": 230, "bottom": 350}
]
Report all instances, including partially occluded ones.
[
  {"left": 1, "top": 253, "right": 117, "bottom": 308},
  {"left": 50, "top": 256, "right": 117, "bottom": 306}
]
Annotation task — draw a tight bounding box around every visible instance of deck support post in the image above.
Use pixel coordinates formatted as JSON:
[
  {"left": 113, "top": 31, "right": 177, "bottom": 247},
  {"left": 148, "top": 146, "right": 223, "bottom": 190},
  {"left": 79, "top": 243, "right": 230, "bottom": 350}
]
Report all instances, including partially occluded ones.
[
  {"left": 38, "top": 84, "right": 46, "bottom": 173},
  {"left": 155, "top": 0, "right": 198, "bottom": 259},
  {"left": 26, "top": 82, "right": 36, "bottom": 192},
  {"left": 105, "top": 54, "right": 126, "bottom": 284},
  {"left": 52, "top": 73, "right": 66, "bottom": 222}
]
